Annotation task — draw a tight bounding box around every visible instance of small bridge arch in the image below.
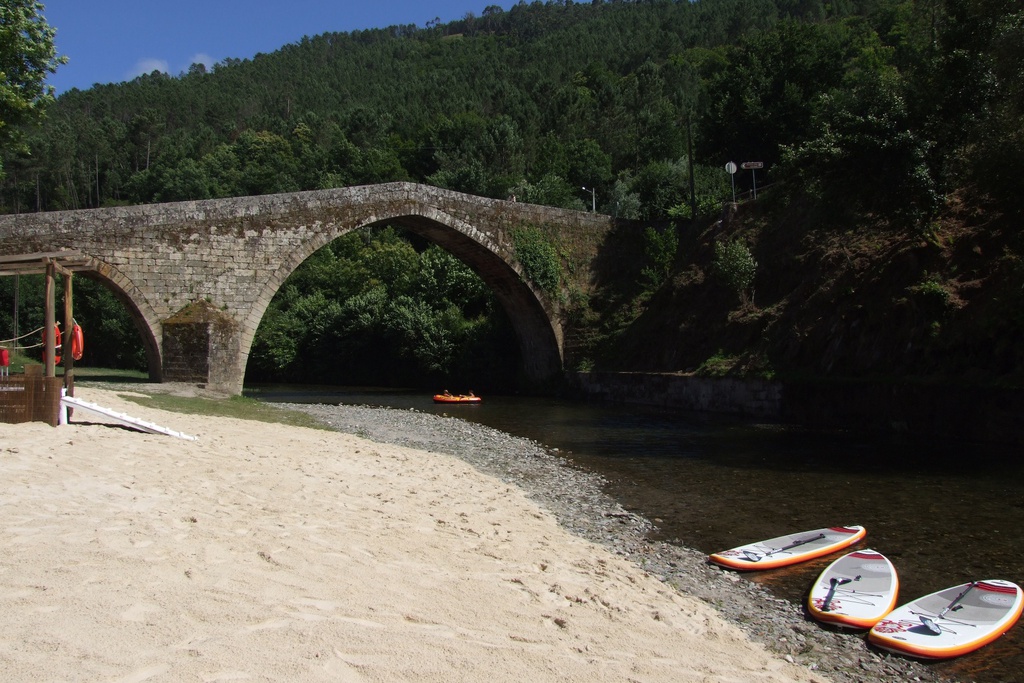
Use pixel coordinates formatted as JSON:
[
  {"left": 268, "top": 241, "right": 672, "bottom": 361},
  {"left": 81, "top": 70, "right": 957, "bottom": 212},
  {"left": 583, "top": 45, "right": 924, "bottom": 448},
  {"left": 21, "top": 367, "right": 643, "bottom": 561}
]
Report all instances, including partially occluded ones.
[{"left": 0, "top": 183, "right": 612, "bottom": 394}]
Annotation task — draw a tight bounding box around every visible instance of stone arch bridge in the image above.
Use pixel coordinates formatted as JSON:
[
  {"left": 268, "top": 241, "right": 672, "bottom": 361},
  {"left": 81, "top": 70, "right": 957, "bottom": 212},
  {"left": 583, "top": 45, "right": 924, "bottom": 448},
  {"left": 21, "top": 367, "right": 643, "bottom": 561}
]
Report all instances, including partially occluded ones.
[{"left": 0, "top": 183, "right": 613, "bottom": 394}]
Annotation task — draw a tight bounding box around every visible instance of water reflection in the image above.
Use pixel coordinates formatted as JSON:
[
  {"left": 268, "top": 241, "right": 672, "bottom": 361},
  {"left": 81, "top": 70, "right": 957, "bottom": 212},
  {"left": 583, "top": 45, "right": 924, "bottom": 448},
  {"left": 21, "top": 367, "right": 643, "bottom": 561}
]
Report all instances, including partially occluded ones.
[{"left": 250, "top": 384, "right": 1024, "bottom": 683}]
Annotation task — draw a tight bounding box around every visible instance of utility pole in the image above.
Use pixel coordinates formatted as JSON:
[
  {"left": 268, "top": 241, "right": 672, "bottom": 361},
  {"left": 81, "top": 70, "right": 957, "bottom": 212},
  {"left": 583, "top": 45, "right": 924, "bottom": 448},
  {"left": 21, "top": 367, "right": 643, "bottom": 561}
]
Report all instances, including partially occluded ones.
[
  {"left": 687, "top": 113, "right": 697, "bottom": 219},
  {"left": 582, "top": 186, "right": 596, "bottom": 212}
]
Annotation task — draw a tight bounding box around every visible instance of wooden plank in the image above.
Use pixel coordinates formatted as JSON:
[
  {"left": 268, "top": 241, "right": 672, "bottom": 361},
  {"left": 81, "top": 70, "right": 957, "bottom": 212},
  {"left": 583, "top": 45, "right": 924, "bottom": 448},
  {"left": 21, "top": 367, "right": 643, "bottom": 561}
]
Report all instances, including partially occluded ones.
[
  {"left": 61, "top": 396, "right": 198, "bottom": 440},
  {"left": 0, "top": 251, "right": 86, "bottom": 263},
  {"left": 0, "top": 259, "right": 94, "bottom": 277}
]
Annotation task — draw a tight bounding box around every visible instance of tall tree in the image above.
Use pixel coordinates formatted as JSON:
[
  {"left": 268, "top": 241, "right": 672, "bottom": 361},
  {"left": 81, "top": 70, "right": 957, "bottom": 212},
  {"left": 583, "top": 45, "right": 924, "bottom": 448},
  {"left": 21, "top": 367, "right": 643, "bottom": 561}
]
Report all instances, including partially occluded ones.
[{"left": 0, "top": 0, "right": 66, "bottom": 177}]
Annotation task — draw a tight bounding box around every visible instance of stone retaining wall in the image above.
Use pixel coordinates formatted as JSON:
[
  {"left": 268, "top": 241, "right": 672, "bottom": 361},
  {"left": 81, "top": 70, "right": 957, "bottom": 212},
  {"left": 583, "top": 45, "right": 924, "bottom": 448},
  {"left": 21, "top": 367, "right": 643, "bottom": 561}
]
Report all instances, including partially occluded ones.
[
  {"left": 570, "top": 371, "right": 1023, "bottom": 446},
  {"left": 570, "top": 371, "right": 782, "bottom": 418}
]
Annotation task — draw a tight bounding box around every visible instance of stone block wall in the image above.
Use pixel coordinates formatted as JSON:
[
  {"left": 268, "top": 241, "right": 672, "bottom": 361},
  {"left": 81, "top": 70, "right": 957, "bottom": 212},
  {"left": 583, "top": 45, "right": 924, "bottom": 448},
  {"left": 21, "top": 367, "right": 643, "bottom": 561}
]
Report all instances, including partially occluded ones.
[
  {"left": 570, "top": 371, "right": 782, "bottom": 418},
  {"left": 569, "top": 371, "right": 1023, "bottom": 446},
  {"left": 161, "top": 300, "right": 239, "bottom": 388}
]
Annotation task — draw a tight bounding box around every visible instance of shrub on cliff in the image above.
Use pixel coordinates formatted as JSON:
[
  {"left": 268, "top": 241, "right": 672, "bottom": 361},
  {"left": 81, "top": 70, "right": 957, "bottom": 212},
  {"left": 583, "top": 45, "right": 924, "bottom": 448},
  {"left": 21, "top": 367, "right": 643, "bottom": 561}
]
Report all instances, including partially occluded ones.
[{"left": 713, "top": 238, "right": 757, "bottom": 306}]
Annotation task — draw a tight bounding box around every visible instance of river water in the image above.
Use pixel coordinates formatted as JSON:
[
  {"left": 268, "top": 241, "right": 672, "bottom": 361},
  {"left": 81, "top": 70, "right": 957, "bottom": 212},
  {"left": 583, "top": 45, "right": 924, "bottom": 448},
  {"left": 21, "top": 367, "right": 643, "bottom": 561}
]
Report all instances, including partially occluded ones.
[{"left": 251, "top": 385, "right": 1024, "bottom": 683}]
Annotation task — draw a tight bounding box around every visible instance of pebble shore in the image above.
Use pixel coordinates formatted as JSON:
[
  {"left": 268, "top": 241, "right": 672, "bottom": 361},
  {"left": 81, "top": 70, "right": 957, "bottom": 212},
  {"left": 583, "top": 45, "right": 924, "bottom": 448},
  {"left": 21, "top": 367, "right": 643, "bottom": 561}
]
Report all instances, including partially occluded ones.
[{"left": 279, "top": 401, "right": 955, "bottom": 683}]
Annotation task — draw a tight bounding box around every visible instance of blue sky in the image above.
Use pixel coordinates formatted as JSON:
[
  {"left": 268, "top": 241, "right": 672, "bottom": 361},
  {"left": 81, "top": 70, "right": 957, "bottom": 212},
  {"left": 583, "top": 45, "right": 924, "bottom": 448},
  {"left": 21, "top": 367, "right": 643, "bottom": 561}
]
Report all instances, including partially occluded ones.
[{"left": 41, "top": 1, "right": 516, "bottom": 94}]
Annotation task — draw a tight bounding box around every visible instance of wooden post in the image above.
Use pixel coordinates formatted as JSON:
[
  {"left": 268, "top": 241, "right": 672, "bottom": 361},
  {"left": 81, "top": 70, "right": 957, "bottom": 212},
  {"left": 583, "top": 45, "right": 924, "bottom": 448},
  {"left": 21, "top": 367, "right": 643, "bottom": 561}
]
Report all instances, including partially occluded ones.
[
  {"left": 44, "top": 262, "right": 56, "bottom": 378},
  {"left": 63, "top": 272, "right": 75, "bottom": 404}
]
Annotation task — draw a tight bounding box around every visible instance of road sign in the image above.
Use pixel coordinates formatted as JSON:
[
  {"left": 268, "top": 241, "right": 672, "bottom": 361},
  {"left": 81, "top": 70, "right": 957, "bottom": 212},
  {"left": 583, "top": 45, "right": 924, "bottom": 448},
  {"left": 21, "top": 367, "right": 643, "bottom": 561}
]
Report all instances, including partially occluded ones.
[
  {"left": 741, "top": 161, "right": 763, "bottom": 169},
  {"left": 725, "top": 161, "right": 737, "bottom": 174}
]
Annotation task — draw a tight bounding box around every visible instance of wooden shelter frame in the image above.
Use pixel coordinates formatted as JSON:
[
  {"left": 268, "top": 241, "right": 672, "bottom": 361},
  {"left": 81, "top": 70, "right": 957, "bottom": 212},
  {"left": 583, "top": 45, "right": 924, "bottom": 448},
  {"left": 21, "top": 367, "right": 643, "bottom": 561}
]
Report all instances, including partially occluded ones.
[{"left": 0, "top": 251, "right": 92, "bottom": 424}]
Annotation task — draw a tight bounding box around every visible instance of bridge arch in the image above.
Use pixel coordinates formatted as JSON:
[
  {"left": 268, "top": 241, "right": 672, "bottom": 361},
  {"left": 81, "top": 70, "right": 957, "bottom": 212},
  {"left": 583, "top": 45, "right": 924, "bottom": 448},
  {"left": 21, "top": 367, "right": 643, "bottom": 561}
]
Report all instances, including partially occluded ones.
[
  {"left": 72, "top": 258, "right": 165, "bottom": 381},
  {"left": 243, "top": 203, "right": 563, "bottom": 387}
]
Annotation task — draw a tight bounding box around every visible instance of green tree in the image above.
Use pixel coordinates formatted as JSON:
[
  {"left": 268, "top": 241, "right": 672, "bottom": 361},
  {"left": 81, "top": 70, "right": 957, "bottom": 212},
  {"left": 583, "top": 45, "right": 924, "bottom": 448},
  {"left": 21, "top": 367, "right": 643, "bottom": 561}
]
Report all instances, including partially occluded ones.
[
  {"left": 508, "top": 173, "right": 584, "bottom": 210},
  {"left": 713, "top": 237, "right": 757, "bottom": 306},
  {"left": 72, "top": 278, "right": 147, "bottom": 369},
  {"left": 607, "top": 175, "right": 642, "bottom": 219},
  {"left": 778, "top": 50, "right": 938, "bottom": 228},
  {"left": 639, "top": 225, "right": 679, "bottom": 292},
  {"left": 928, "top": 0, "right": 1024, "bottom": 209},
  {"left": 247, "top": 227, "right": 520, "bottom": 388},
  {"left": 702, "top": 18, "right": 870, "bottom": 168},
  {"left": 0, "top": 0, "right": 66, "bottom": 177},
  {"left": 156, "top": 158, "right": 211, "bottom": 202},
  {"left": 233, "top": 130, "right": 300, "bottom": 195},
  {"left": 631, "top": 159, "right": 690, "bottom": 220}
]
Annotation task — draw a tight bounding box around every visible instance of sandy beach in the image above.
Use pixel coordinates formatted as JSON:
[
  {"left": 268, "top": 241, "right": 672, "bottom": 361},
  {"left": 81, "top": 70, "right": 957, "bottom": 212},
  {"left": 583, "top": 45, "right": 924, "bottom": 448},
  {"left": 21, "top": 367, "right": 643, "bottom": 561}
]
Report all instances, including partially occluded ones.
[{"left": 0, "top": 386, "right": 840, "bottom": 683}]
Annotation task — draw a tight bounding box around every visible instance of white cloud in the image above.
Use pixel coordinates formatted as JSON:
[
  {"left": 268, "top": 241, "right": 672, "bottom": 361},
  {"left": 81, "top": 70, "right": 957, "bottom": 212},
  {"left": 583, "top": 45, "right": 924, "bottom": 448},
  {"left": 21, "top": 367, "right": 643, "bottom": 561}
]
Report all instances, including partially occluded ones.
[
  {"left": 188, "top": 53, "right": 215, "bottom": 70},
  {"left": 129, "top": 58, "right": 170, "bottom": 79},
  {"left": 124, "top": 54, "right": 215, "bottom": 83}
]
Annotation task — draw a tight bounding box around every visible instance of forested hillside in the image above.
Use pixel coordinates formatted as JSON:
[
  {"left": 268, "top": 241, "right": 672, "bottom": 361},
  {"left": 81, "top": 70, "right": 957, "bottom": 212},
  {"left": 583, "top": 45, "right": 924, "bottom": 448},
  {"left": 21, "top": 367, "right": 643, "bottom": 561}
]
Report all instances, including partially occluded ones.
[{"left": 1, "top": 0, "right": 1021, "bottom": 390}]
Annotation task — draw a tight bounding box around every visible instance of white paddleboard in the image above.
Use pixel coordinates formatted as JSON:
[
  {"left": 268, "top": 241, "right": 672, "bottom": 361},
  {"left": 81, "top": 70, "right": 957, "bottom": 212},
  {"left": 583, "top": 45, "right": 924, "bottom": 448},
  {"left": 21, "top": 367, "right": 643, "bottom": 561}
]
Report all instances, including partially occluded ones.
[
  {"left": 807, "top": 549, "right": 898, "bottom": 629},
  {"left": 869, "top": 579, "right": 1023, "bottom": 659},
  {"left": 709, "top": 525, "right": 866, "bottom": 571}
]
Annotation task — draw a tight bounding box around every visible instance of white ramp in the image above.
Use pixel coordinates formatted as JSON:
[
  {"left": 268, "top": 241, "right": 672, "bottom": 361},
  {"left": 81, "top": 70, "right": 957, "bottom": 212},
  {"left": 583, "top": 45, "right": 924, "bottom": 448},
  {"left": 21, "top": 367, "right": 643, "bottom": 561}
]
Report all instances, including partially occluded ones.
[{"left": 61, "top": 395, "right": 198, "bottom": 441}]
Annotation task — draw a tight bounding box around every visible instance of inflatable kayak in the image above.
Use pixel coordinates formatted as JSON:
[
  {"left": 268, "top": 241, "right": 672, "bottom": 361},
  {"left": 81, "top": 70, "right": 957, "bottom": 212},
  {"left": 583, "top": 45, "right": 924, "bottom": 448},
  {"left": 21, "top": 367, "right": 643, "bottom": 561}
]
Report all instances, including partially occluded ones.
[
  {"left": 869, "top": 579, "right": 1023, "bottom": 659},
  {"left": 709, "top": 525, "right": 866, "bottom": 571},
  {"left": 432, "top": 394, "right": 482, "bottom": 404},
  {"left": 808, "top": 549, "right": 899, "bottom": 629}
]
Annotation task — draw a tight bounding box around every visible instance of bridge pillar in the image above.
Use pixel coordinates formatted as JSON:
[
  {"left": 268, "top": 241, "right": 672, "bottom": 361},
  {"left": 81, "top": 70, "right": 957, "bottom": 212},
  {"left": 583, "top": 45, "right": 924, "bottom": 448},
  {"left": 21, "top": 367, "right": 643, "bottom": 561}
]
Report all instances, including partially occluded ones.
[{"left": 161, "top": 300, "right": 243, "bottom": 392}]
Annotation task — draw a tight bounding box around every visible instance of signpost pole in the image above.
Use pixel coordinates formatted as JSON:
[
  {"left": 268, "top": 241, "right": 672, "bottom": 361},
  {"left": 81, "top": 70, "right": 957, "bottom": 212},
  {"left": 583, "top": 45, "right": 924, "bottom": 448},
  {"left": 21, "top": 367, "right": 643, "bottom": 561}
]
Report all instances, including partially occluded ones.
[
  {"left": 725, "top": 161, "right": 737, "bottom": 202},
  {"left": 741, "top": 161, "right": 763, "bottom": 200}
]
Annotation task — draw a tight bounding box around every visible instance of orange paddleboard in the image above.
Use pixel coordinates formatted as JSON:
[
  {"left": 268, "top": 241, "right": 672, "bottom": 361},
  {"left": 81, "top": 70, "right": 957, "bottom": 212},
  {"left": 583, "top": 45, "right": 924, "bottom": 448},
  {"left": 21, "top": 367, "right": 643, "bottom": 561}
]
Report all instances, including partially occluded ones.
[
  {"left": 709, "top": 525, "right": 866, "bottom": 571},
  {"left": 808, "top": 549, "right": 899, "bottom": 629},
  {"left": 869, "top": 580, "right": 1023, "bottom": 659}
]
